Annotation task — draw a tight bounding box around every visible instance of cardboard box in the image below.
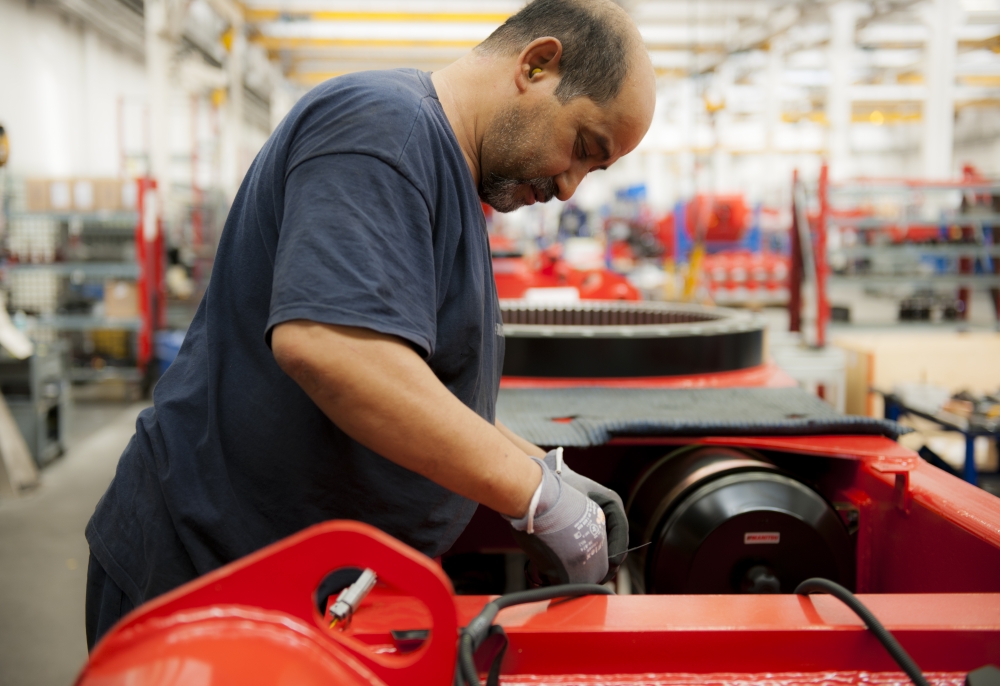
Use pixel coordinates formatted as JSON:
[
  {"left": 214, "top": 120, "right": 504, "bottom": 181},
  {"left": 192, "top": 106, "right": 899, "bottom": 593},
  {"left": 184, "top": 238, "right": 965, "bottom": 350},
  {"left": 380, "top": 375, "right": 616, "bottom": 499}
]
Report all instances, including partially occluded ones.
[
  {"left": 48, "top": 180, "right": 72, "bottom": 211},
  {"left": 104, "top": 280, "right": 138, "bottom": 319},
  {"left": 94, "top": 179, "right": 122, "bottom": 212},
  {"left": 26, "top": 180, "right": 49, "bottom": 212},
  {"left": 120, "top": 179, "right": 137, "bottom": 210},
  {"left": 25, "top": 178, "right": 135, "bottom": 214},
  {"left": 73, "top": 179, "right": 95, "bottom": 211}
]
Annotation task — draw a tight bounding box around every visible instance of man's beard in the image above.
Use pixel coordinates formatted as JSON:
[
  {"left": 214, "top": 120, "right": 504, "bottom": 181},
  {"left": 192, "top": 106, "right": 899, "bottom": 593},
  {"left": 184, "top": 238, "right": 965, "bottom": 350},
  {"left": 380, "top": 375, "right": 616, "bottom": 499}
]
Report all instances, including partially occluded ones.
[{"left": 479, "top": 102, "right": 557, "bottom": 213}]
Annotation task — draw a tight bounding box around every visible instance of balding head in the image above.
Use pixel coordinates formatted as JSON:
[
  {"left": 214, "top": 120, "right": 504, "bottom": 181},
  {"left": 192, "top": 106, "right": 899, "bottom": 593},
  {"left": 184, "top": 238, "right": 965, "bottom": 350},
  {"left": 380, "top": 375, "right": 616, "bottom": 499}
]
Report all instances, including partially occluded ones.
[
  {"left": 477, "top": 0, "right": 645, "bottom": 107},
  {"left": 431, "top": 0, "right": 654, "bottom": 211}
]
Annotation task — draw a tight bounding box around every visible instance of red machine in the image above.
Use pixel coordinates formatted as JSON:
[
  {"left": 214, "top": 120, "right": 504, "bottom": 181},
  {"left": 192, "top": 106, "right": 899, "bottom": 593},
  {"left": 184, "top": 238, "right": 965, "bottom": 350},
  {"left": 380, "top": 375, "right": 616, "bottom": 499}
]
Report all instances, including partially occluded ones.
[
  {"left": 491, "top": 236, "right": 640, "bottom": 301},
  {"left": 77, "top": 301, "right": 1000, "bottom": 685},
  {"left": 702, "top": 249, "right": 790, "bottom": 305},
  {"left": 686, "top": 194, "right": 751, "bottom": 243}
]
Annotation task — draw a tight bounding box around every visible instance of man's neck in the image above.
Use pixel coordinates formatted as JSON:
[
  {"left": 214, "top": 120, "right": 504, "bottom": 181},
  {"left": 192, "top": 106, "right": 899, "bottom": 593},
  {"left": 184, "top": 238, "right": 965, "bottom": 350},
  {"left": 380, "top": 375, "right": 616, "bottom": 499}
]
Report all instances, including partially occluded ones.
[{"left": 432, "top": 53, "right": 499, "bottom": 188}]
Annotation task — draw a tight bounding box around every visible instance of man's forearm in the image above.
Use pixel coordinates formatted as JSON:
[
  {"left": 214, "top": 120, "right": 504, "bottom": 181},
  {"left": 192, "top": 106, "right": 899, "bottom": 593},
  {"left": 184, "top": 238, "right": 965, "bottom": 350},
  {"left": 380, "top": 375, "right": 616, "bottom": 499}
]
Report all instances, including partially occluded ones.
[
  {"left": 271, "top": 320, "right": 542, "bottom": 517},
  {"left": 496, "top": 419, "right": 546, "bottom": 458}
]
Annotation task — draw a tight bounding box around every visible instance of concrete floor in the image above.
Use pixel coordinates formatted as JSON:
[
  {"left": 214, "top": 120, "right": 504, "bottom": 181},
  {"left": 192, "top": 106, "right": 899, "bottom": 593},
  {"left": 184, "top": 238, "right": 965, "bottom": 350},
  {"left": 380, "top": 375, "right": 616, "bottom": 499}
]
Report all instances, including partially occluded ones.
[{"left": 0, "top": 400, "right": 148, "bottom": 686}]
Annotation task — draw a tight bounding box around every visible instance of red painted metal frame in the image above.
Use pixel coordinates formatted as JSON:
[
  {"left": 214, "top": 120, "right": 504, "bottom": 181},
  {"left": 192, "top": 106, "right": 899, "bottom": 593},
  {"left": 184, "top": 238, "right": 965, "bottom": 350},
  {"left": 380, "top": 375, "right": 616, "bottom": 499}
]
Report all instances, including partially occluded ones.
[
  {"left": 789, "top": 166, "right": 830, "bottom": 345},
  {"left": 133, "top": 178, "right": 166, "bottom": 372},
  {"left": 816, "top": 164, "right": 830, "bottom": 347},
  {"left": 79, "top": 521, "right": 458, "bottom": 686},
  {"left": 613, "top": 435, "right": 1000, "bottom": 593},
  {"left": 340, "top": 590, "right": 1000, "bottom": 676},
  {"left": 789, "top": 170, "right": 803, "bottom": 334},
  {"left": 79, "top": 515, "right": 1000, "bottom": 686},
  {"left": 501, "top": 362, "right": 797, "bottom": 390},
  {"left": 449, "top": 433, "right": 1000, "bottom": 596},
  {"left": 76, "top": 360, "right": 1000, "bottom": 684}
]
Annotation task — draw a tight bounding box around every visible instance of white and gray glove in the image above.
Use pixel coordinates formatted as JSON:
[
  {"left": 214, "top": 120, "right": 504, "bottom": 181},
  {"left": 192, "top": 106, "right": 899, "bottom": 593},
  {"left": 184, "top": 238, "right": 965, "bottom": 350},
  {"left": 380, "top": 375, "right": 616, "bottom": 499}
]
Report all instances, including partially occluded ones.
[
  {"left": 543, "top": 447, "right": 629, "bottom": 583},
  {"left": 505, "top": 457, "right": 609, "bottom": 585}
]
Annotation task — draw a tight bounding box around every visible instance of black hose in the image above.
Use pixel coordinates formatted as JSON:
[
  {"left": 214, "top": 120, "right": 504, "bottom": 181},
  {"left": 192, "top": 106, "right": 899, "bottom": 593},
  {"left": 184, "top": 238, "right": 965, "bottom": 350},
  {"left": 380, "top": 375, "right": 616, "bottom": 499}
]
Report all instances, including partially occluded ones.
[
  {"left": 458, "top": 584, "right": 613, "bottom": 686},
  {"left": 491, "top": 584, "right": 614, "bottom": 610},
  {"left": 458, "top": 632, "right": 480, "bottom": 686},
  {"left": 795, "top": 578, "right": 929, "bottom": 686}
]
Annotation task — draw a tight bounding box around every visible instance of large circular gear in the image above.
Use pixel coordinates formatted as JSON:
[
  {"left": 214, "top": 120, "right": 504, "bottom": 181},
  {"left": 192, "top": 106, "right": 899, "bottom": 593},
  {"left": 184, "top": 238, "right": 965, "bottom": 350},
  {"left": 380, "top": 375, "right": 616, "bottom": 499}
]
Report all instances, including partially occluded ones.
[{"left": 500, "top": 300, "right": 764, "bottom": 378}]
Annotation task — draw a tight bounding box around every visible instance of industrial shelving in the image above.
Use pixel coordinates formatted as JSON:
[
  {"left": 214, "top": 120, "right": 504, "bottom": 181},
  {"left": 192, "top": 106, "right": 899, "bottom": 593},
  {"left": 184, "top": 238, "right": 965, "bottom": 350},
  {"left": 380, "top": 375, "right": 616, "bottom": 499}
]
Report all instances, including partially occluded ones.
[
  {"left": 818, "top": 171, "right": 1000, "bottom": 325},
  {"left": 1, "top": 179, "right": 165, "bottom": 392}
]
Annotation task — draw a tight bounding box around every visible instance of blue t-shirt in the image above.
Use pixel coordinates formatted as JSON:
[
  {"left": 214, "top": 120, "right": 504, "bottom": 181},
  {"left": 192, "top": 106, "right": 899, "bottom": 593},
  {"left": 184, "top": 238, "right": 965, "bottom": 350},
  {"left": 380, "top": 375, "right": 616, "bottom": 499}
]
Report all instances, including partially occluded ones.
[{"left": 86, "top": 69, "right": 504, "bottom": 605}]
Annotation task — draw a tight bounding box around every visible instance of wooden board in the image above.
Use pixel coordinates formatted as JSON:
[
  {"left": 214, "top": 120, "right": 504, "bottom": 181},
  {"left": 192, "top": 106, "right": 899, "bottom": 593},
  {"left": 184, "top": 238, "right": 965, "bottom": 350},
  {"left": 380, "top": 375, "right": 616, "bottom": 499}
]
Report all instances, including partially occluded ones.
[{"left": 832, "top": 331, "right": 1000, "bottom": 398}]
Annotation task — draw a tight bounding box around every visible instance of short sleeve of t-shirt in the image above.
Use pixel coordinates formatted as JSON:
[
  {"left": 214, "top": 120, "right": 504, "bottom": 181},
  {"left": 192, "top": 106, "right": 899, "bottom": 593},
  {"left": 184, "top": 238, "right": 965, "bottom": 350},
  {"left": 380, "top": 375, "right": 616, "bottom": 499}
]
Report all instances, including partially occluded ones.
[{"left": 267, "top": 153, "right": 437, "bottom": 357}]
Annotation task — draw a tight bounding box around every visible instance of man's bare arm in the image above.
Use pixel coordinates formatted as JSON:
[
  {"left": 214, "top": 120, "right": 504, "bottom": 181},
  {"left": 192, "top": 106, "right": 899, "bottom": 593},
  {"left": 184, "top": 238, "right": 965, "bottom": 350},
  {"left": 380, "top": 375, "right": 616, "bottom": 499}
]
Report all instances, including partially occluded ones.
[
  {"left": 271, "top": 320, "right": 542, "bottom": 517},
  {"left": 496, "top": 419, "right": 546, "bottom": 458}
]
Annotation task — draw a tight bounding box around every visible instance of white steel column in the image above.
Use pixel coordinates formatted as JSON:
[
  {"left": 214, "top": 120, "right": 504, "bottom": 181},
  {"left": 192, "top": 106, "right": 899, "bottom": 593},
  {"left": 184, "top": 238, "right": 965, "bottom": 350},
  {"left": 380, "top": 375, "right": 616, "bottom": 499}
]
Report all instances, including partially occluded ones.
[
  {"left": 145, "top": 0, "right": 171, "bottom": 189},
  {"left": 710, "top": 61, "right": 733, "bottom": 194},
  {"left": 827, "top": 2, "right": 859, "bottom": 182},
  {"left": 220, "top": 22, "right": 246, "bottom": 200},
  {"left": 922, "top": 0, "right": 958, "bottom": 179},
  {"left": 764, "top": 38, "right": 785, "bottom": 198},
  {"left": 269, "top": 82, "right": 296, "bottom": 133},
  {"left": 677, "top": 78, "right": 696, "bottom": 200}
]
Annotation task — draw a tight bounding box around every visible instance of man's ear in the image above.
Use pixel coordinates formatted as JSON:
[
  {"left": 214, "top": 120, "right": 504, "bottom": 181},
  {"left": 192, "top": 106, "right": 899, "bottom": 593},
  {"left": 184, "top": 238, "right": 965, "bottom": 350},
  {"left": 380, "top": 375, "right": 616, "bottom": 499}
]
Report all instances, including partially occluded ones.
[{"left": 514, "top": 36, "right": 563, "bottom": 93}]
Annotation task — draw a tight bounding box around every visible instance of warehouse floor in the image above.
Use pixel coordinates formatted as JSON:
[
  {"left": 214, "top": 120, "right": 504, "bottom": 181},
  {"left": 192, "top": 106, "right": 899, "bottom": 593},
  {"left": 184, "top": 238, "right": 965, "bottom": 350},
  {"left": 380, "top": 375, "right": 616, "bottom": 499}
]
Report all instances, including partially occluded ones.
[{"left": 0, "top": 400, "right": 148, "bottom": 686}]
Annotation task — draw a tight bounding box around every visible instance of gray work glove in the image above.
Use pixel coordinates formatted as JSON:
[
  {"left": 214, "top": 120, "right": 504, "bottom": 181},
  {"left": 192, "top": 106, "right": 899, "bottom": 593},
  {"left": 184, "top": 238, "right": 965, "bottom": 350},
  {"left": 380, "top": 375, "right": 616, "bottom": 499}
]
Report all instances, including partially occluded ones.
[
  {"left": 505, "top": 457, "right": 609, "bottom": 586},
  {"left": 543, "top": 447, "right": 629, "bottom": 584}
]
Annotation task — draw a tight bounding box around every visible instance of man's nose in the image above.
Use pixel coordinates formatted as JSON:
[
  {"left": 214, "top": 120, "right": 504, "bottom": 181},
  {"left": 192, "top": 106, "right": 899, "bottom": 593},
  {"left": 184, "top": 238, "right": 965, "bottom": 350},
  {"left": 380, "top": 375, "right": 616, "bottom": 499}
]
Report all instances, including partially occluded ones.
[{"left": 555, "top": 167, "right": 586, "bottom": 201}]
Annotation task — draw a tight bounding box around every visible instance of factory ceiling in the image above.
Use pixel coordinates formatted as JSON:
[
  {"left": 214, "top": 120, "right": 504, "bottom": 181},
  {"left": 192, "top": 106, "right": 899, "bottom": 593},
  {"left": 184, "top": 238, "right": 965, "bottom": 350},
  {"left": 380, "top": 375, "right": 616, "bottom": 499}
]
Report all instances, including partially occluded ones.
[
  {"left": 233, "top": 0, "right": 1000, "bottom": 88},
  {"left": 36, "top": 0, "right": 1000, "bottom": 112}
]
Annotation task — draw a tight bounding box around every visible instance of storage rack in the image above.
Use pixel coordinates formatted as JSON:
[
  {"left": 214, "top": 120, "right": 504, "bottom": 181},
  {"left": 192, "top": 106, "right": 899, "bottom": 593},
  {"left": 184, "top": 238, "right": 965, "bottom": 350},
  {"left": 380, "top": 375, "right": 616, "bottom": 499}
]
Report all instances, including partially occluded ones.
[
  {"left": 1, "top": 178, "right": 165, "bottom": 391},
  {"left": 821, "top": 172, "right": 1000, "bottom": 324}
]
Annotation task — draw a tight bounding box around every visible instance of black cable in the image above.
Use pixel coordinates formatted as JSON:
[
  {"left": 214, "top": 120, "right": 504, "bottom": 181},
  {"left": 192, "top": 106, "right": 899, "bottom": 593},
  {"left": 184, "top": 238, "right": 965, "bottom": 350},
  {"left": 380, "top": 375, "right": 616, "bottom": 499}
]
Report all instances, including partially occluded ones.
[
  {"left": 795, "top": 578, "right": 929, "bottom": 686},
  {"left": 458, "top": 584, "right": 614, "bottom": 686}
]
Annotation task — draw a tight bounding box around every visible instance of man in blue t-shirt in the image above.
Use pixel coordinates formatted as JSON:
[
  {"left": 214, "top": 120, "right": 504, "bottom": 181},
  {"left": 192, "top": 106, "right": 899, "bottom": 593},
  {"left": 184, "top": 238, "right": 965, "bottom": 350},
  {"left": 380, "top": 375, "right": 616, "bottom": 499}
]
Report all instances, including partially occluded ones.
[{"left": 85, "top": 0, "right": 656, "bottom": 648}]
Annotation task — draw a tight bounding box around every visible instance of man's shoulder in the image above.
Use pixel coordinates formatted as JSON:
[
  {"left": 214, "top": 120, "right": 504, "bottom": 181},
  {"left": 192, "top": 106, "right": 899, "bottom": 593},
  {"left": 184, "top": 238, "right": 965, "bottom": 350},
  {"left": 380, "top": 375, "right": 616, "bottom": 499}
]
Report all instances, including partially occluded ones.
[
  {"left": 309, "top": 69, "right": 432, "bottom": 114},
  {"left": 287, "top": 70, "right": 448, "bottom": 172}
]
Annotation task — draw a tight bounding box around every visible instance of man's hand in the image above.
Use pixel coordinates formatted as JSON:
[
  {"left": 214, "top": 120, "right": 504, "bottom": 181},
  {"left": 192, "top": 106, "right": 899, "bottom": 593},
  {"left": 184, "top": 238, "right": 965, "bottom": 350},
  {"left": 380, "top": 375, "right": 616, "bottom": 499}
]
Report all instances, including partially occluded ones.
[
  {"left": 506, "top": 458, "right": 609, "bottom": 585},
  {"left": 271, "top": 321, "right": 541, "bottom": 518},
  {"left": 543, "top": 448, "right": 628, "bottom": 583}
]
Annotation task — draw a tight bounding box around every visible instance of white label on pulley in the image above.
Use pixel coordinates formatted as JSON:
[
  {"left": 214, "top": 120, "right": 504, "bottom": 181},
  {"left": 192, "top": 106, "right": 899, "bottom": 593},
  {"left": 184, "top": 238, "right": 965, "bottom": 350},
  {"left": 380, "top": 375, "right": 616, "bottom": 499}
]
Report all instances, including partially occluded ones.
[{"left": 744, "top": 532, "right": 780, "bottom": 544}]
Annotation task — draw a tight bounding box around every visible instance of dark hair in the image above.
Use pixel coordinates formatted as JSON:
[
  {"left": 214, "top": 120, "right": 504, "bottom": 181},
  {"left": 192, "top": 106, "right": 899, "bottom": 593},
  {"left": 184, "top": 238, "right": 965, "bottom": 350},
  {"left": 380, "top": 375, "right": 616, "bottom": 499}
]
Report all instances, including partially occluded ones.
[{"left": 476, "top": 0, "right": 634, "bottom": 106}]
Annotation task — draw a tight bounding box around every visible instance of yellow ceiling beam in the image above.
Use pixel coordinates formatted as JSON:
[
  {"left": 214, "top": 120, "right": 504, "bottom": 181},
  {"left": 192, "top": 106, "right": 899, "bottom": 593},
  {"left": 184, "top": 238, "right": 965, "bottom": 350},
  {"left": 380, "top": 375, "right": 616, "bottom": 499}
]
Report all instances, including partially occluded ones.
[
  {"left": 960, "top": 75, "right": 1000, "bottom": 87},
  {"left": 252, "top": 35, "right": 480, "bottom": 49},
  {"left": 245, "top": 10, "right": 510, "bottom": 23}
]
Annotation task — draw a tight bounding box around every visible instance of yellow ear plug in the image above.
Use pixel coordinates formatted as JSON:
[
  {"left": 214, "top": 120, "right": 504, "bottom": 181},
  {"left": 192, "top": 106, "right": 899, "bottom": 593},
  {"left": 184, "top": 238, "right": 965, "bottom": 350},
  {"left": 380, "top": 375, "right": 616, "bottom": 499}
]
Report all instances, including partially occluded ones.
[{"left": 531, "top": 67, "right": 542, "bottom": 77}]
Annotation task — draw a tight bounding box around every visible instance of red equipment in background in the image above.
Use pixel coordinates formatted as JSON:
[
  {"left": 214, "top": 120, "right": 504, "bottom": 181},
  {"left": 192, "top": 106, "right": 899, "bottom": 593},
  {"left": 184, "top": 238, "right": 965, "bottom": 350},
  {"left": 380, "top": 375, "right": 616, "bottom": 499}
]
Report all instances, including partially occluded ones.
[
  {"left": 491, "top": 236, "right": 641, "bottom": 301},
  {"left": 134, "top": 177, "right": 166, "bottom": 376},
  {"left": 685, "top": 193, "right": 751, "bottom": 243},
  {"left": 702, "top": 250, "right": 790, "bottom": 305}
]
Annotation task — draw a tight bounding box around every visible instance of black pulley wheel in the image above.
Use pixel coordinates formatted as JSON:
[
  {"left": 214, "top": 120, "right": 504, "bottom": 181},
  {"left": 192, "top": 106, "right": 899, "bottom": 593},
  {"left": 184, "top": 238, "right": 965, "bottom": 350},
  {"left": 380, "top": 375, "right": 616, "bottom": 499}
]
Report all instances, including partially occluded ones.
[{"left": 628, "top": 447, "right": 854, "bottom": 594}]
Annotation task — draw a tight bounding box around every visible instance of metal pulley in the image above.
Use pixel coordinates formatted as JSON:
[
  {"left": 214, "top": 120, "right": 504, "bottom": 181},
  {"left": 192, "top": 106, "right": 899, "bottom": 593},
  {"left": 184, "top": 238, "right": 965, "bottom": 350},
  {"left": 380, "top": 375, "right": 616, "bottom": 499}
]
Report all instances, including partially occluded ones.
[{"left": 627, "top": 446, "right": 855, "bottom": 594}]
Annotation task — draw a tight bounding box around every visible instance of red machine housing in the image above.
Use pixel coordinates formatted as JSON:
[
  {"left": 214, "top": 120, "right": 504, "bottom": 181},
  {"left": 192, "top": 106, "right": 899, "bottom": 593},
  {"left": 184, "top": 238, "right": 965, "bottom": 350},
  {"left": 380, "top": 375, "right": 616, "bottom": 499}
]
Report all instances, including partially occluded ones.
[
  {"left": 77, "top": 369, "right": 1000, "bottom": 685},
  {"left": 77, "top": 438, "right": 1000, "bottom": 685}
]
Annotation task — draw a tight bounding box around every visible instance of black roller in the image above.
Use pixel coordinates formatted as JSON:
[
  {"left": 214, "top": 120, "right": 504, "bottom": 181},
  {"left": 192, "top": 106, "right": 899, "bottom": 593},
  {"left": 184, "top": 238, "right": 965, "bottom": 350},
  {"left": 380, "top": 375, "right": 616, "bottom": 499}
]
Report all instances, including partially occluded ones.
[
  {"left": 500, "top": 301, "right": 763, "bottom": 378},
  {"left": 627, "top": 447, "right": 855, "bottom": 594}
]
